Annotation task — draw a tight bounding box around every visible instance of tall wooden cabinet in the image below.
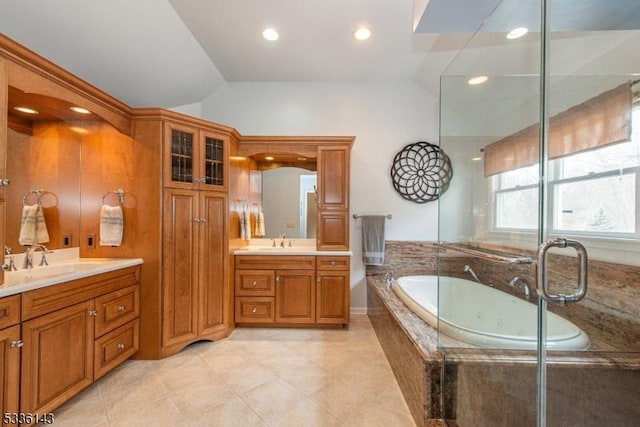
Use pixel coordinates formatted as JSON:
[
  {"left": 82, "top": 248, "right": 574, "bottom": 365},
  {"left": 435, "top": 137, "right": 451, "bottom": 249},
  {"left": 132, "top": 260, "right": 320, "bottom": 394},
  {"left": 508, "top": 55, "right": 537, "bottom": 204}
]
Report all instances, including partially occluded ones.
[{"left": 132, "top": 114, "right": 234, "bottom": 358}]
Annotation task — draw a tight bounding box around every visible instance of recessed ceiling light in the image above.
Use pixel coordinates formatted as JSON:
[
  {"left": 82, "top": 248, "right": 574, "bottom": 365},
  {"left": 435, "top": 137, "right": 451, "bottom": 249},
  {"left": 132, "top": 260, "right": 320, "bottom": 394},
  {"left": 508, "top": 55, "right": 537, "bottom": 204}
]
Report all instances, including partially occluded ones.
[
  {"left": 14, "top": 106, "right": 38, "bottom": 114},
  {"left": 70, "top": 106, "right": 91, "bottom": 114},
  {"left": 467, "top": 75, "right": 489, "bottom": 85},
  {"left": 265, "top": 156, "right": 275, "bottom": 161},
  {"left": 354, "top": 27, "right": 371, "bottom": 41},
  {"left": 506, "top": 27, "right": 528, "bottom": 40},
  {"left": 262, "top": 28, "right": 279, "bottom": 41},
  {"left": 297, "top": 157, "right": 307, "bottom": 161}
]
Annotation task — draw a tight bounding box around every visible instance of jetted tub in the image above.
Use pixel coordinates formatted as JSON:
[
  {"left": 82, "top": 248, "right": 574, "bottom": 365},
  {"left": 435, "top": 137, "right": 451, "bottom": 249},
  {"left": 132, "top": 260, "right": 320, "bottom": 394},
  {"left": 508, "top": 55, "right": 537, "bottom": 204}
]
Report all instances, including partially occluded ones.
[{"left": 392, "top": 275, "right": 590, "bottom": 350}]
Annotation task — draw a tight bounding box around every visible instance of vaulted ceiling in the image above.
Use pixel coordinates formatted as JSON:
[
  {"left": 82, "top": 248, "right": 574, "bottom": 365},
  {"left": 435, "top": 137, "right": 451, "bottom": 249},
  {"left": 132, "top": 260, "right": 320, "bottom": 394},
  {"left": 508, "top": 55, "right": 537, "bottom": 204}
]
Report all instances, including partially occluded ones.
[{"left": 1, "top": 0, "right": 638, "bottom": 110}]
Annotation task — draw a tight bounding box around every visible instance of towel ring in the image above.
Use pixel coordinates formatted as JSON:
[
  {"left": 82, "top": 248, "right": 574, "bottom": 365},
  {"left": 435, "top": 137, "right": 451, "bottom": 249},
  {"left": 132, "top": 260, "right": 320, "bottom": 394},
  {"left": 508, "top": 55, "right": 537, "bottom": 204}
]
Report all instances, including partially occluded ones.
[
  {"left": 102, "top": 189, "right": 125, "bottom": 206},
  {"left": 23, "top": 189, "right": 43, "bottom": 206}
]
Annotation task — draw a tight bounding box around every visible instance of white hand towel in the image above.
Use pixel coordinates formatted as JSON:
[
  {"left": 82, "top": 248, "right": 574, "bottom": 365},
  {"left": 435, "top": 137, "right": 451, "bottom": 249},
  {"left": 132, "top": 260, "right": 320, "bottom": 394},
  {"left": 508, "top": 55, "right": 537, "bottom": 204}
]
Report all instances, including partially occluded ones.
[
  {"left": 239, "top": 209, "right": 247, "bottom": 240},
  {"left": 19, "top": 204, "right": 50, "bottom": 245},
  {"left": 256, "top": 211, "right": 266, "bottom": 237},
  {"left": 243, "top": 207, "right": 251, "bottom": 240},
  {"left": 99, "top": 204, "right": 124, "bottom": 246}
]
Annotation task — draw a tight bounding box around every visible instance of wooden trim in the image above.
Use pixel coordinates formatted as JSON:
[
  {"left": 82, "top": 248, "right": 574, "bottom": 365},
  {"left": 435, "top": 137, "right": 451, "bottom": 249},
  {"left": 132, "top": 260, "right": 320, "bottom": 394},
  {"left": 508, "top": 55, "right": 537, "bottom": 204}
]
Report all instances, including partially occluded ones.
[
  {"left": 133, "top": 108, "right": 240, "bottom": 138},
  {"left": 0, "top": 35, "right": 132, "bottom": 136}
]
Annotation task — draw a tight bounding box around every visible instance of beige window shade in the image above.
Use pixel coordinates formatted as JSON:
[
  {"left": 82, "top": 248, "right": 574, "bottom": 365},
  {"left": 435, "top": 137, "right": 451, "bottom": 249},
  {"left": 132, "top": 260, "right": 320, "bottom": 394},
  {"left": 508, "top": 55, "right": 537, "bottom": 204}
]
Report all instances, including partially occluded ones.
[{"left": 484, "top": 82, "right": 632, "bottom": 177}]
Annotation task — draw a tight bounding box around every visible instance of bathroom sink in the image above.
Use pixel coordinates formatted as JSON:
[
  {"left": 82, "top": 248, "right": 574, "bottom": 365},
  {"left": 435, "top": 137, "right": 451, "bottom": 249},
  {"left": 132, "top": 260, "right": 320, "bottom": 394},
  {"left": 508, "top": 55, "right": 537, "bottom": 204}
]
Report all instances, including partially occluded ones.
[{"left": 1, "top": 257, "right": 143, "bottom": 296}]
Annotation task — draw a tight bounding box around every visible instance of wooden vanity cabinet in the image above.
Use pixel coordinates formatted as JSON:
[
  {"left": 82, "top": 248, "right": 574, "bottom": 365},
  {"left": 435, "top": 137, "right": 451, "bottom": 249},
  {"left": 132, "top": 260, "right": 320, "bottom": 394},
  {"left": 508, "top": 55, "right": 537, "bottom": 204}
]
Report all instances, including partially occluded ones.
[
  {"left": 0, "top": 295, "right": 21, "bottom": 424},
  {"left": 235, "top": 255, "right": 349, "bottom": 327},
  {"left": 20, "top": 267, "right": 140, "bottom": 417}
]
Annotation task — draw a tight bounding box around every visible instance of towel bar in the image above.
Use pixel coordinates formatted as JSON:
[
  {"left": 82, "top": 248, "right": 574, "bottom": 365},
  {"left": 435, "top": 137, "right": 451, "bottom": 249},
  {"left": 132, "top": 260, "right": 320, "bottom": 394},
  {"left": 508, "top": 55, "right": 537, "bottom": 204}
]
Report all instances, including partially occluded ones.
[
  {"left": 353, "top": 214, "right": 392, "bottom": 219},
  {"left": 22, "top": 189, "right": 43, "bottom": 206},
  {"left": 102, "top": 189, "right": 125, "bottom": 206}
]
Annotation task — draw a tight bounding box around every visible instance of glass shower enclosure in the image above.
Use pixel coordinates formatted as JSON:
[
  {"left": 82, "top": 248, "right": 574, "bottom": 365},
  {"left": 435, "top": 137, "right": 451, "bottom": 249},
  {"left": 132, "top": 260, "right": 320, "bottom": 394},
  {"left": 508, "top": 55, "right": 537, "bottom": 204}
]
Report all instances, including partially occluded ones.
[{"left": 437, "top": 0, "right": 640, "bottom": 425}]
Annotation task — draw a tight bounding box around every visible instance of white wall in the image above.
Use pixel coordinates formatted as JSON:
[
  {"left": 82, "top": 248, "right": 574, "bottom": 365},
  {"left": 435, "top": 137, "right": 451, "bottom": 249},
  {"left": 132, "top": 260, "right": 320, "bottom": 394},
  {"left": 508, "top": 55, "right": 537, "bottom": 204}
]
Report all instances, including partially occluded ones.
[{"left": 198, "top": 81, "right": 440, "bottom": 312}]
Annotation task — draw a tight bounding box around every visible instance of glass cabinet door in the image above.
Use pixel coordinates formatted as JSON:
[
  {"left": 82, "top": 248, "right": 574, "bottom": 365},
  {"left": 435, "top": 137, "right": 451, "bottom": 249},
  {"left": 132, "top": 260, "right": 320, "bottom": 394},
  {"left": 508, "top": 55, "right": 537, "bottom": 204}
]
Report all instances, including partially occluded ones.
[
  {"left": 165, "top": 123, "right": 227, "bottom": 190},
  {"left": 202, "top": 134, "right": 224, "bottom": 187},
  {"left": 170, "top": 128, "right": 195, "bottom": 184}
]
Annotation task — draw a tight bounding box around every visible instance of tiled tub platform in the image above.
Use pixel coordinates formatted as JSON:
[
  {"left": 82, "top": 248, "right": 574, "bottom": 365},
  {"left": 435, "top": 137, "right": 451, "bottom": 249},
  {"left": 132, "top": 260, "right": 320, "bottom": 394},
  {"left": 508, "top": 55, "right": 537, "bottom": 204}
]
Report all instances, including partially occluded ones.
[{"left": 367, "top": 267, "right": 640, "bottom": 427}]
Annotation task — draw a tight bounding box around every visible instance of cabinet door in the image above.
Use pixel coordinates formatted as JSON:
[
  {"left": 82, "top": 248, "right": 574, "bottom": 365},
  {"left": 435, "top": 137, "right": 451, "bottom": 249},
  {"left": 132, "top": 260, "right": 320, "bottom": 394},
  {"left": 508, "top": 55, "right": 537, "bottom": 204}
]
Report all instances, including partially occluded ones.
[
  {"left": 21, "top": 300, "right": 94, "bottom": 414},
  {"left": 316, "top": 271, "right": 350, "bottom": 324},
  {"left": 199, "top": 130, "right": 228, "bottom": 191},
  {"left": 0, "top": 325, "right": 20, "bottom": 423},
  {"left": 275, "top": 270, "right": 315, "bottom": 324},
  {"left": 197, "top": 191, "right": 227, "bottom": 337},
  {"left": 0, "top": 58, "right": 7, "bottom": 286},
  {"left": 317, "top": 145, "right": 349, "bottom": 210},
  {"left": 317, "top": 145, "right": 350, "bottom": 250},
  {"left": 162, "top": 189, "right": 199, "bottom": 348},
  {"left": 164, "top": 122, "right": 197, "bottom": 189}
]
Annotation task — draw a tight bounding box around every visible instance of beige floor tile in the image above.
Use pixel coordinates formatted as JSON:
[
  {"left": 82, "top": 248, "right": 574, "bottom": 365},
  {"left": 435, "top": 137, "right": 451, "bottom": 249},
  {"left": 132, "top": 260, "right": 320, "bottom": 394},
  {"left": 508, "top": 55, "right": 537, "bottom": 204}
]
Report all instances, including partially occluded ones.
[
  {"left": 218, "top": 359, "right": 278, "bottom": 394},
  {"left": 40, "top": 315, "right": 415, "bottom": 427},
  {"left": 188, "top": 394, "right": 266, "bottom": 427},
  {"left": 107, "top": 397, "right": 188, "bottom": 427}
]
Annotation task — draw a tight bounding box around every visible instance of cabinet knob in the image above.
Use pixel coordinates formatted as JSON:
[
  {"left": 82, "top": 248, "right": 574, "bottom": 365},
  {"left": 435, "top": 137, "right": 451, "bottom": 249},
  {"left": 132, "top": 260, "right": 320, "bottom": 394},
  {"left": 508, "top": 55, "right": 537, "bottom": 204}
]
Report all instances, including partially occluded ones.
[
  {"left": 116, "top": 305, "right": 126, "bottom": 313},
  {"left": 251, "top": 280, "right": 257, "bottom": 287},
  {"left": 0, "top": 178, "right": 10, "bottom": 186},
  {"left": 88, "top": 310, "right": 98, "bottom": 317},
  {"left": 10, "top": 340, "right": 23, "bottom": 348},
  {"left": 252, "top": 307, "right": 257, "bottom": 313},
  {"left": 331, "top": 261, "right": 336, "bottom": 266},
  {"left": 116, "top": 343, "right": 126, "bottom": 350}
]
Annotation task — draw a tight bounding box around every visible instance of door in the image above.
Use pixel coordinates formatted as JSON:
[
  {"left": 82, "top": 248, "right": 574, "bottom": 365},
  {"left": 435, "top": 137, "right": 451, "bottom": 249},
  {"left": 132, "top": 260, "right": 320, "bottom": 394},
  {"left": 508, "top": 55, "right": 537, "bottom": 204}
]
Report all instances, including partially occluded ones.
[
  {"left": 275, "top": 270, "right": 315, "bottom": 323},
  {"left": 0, "top": 325, "right": 20, "bottom": 424},
  {"left": 437, "top": 0, "right": 640, "bottom": 425},
  {"left": 538, "top": 1, "right": 640, "bottom": 426},
  {"left": 162, "top": 189, "right": 198, "bottom": 348},
  {"left": 21, "top": 300, "right": 94, "bottom": 414},
  {"left": 197, "top": 191, "right": 227, "bottom": 337}
]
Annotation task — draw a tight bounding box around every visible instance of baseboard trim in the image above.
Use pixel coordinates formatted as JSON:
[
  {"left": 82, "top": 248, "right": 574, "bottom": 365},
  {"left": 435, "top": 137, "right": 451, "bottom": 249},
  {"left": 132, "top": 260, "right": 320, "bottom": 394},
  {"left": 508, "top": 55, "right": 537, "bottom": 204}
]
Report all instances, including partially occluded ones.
[{"left": 350, "top": 307, "right": 367, "bottom": 315}]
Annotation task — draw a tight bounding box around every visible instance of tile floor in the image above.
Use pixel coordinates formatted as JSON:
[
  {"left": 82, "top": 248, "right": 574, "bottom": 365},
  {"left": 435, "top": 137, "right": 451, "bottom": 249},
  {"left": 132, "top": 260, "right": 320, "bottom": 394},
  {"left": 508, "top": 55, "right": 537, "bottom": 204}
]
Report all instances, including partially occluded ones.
[{"left": 48, "top": 315, "right": 416, "bottom": 426}]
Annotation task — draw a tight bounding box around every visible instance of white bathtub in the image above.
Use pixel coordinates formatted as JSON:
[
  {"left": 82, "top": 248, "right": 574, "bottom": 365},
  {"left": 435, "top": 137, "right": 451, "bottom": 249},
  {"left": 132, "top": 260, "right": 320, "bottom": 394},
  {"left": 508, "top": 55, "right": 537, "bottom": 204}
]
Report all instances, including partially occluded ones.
[{"left": 392, "top": 275, "right": 590, "bottom": 350}]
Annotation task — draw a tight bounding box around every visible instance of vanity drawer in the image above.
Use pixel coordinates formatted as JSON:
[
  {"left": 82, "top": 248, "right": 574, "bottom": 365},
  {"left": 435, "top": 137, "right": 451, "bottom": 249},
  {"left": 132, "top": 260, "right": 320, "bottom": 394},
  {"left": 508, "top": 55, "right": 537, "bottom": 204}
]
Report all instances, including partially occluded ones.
[
  {"left": 94, "top": 319, "right": 139, "bottom": 380},
  {"left": 0, "top": 295, "right": 20, "bottom": 329},
  {"left": 317, "top": 256, "right": 350, "bottom": 271},
  {"left": 235, "top": 297, "right": 275, "bottom": 323},
  {"left": 94, "top": 284, "right": 140, "bottom": 337},
  {"left": 235, "top": 255, "right": 316, "bottom": 270},
  {"left": 235, "top": 270, "right": 275, "bottom": 296}
]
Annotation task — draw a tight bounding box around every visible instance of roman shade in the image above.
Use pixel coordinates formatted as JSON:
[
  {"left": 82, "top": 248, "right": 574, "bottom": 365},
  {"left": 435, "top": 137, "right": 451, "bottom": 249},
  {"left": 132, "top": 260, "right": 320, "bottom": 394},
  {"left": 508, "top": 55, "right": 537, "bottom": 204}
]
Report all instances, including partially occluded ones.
[{"left": 484, "top": 82, "right": 633, "bottom": 177}]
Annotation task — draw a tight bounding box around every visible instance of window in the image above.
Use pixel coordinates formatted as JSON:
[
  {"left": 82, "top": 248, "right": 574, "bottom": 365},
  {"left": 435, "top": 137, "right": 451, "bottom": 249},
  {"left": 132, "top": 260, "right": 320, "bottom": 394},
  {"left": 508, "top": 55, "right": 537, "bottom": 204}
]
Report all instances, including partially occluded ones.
[{"left": 492, "top": 105, "right": 640, "bottom": 238}]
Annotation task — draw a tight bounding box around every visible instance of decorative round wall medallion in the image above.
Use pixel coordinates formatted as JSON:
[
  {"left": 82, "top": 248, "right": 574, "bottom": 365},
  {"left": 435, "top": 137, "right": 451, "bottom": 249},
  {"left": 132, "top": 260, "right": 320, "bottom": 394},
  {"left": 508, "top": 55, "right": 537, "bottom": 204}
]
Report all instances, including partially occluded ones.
[{"left": 390, "top": 141, "right": 453, "bottom": 203}]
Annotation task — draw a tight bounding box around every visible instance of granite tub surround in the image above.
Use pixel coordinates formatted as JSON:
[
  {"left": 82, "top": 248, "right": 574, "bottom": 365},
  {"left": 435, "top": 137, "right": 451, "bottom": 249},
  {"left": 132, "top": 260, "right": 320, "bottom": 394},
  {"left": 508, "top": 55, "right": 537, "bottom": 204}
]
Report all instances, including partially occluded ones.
[{"left": 366, "top": 241, "right": 640, "bottom": 426}]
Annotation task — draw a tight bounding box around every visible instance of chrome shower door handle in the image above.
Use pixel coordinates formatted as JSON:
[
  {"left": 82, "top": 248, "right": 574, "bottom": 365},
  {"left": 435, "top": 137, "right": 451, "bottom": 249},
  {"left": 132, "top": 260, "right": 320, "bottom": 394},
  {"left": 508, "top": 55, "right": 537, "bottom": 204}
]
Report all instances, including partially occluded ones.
[{"left": 536, "top": 238, "right": 588, "bottom": 304}]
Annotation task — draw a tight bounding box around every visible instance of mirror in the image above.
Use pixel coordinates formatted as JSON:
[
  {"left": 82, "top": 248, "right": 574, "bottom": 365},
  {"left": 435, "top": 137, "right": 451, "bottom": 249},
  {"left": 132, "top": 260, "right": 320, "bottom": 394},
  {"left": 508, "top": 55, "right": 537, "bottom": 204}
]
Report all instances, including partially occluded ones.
[
  {"left": 247, "top": 152, "right": 318, "bottom": 239},
  {"left": 261, "top": 167, "right": 317, "bottom": 239},
  {"left": 5, "top": 88, "right": 87, "bottom": 252}
]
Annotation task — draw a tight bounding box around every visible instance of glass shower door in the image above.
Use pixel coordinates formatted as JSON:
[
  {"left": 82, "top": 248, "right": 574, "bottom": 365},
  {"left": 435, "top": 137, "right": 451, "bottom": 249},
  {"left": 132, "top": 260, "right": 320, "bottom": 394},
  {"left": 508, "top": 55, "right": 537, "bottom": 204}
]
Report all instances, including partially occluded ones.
[
  {"left": 438, "top": 0, "right": 640, "bottom": 425},
  {"left": 538, "top": 1, "right": 640, "bottom": 425}
]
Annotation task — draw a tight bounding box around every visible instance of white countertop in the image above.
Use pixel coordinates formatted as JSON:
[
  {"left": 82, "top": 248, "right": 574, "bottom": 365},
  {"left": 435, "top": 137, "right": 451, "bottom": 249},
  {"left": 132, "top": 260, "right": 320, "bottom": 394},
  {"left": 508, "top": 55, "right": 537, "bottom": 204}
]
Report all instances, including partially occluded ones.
[
  {"left": 234, "top": 247, "right": 353, "bottom": 256},
  {"left": 1, "top": 248, "right": 143, "bottom": 297},
  {"left": 234, "top": 239, "right": 352, "bottom": 256}
]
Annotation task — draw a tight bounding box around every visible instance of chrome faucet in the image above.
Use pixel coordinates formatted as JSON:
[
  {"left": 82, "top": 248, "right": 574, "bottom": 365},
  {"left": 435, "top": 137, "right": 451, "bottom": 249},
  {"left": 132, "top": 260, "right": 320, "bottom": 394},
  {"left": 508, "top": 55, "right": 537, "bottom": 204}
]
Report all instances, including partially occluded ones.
[
  {"left": 509, "top": 276, "right": 531, "bottom": 300},
  {"left": 385, "top": 270, "right": 395, "bottom": 289},
  {"left": 279, "top": 233, "right": 286, "bottom": 248},
  {"left": 463, "top": 265, "right": 481, "bottom": 283},
  {"left": 2, "top": 246, "right": 17, "bottom": 271},
  {"left": 23, "top": 244, "right": 51, "bottom": 269}
]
